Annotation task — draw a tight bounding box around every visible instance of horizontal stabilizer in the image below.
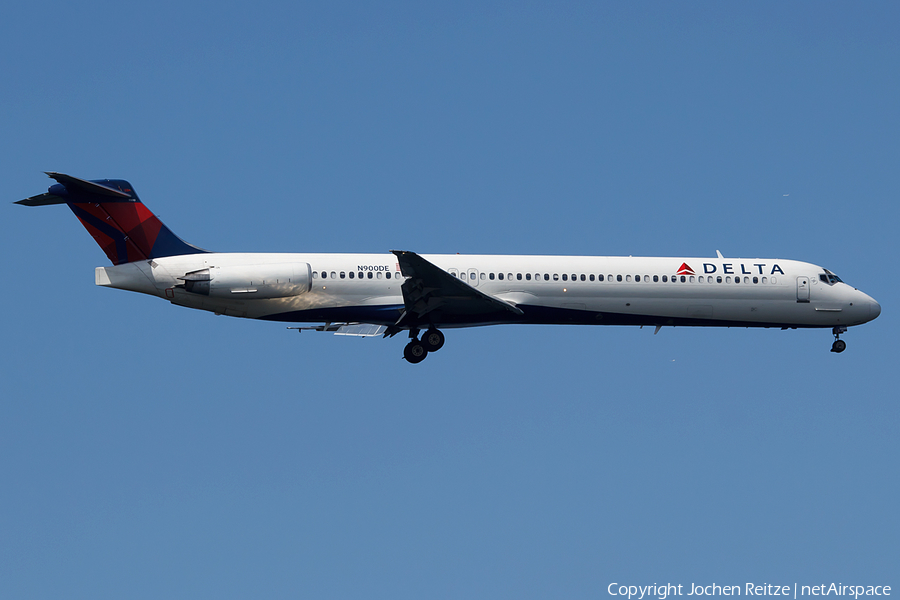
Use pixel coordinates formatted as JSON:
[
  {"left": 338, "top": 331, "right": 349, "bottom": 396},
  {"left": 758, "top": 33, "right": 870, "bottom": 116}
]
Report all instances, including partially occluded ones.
[
  {"left": 44, "top": 172, "right": 135, "bottom": 200},
  {"left": 16, "top": 192, "right": 67, "bottom": 206}
]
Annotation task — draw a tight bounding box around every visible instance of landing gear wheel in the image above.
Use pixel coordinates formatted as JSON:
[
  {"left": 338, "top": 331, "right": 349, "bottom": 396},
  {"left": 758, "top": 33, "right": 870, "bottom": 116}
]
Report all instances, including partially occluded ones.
[
  {"left": 831, "top": 326, "right": 848, "bottom": 353},
  {"left": 422, "top": 328, "right": 445, "bottom": 352},
  {"left": 404, "top": 341, "right": 428, "bottom": 363}
]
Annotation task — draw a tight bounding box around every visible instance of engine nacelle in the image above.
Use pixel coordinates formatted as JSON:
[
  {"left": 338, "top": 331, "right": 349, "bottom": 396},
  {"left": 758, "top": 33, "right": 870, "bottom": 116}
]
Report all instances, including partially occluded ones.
[{"left": 180, "top": 263, "right": 311, "bottom": 299}]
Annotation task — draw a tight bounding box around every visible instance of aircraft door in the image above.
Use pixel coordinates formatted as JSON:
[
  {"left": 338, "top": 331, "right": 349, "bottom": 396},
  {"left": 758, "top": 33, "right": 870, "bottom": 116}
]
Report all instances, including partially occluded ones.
[
  {"left": 797, "top": 276, "right": 810, "bottom": 302},
  {"left": 467, "top": 268, "right": 480, "bottom": 287}
]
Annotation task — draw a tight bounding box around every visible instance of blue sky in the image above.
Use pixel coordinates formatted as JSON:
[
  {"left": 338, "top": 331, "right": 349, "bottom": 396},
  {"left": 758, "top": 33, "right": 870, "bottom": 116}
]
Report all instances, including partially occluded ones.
[{"left": 2, "top": 2, "right": 897, "bottom": 598}]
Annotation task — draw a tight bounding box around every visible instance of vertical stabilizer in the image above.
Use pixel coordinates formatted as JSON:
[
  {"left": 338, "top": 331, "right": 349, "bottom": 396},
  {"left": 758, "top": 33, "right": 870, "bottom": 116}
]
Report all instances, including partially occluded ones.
[{"left": 16, "top": 172, "right": 208, "bottom": 265}]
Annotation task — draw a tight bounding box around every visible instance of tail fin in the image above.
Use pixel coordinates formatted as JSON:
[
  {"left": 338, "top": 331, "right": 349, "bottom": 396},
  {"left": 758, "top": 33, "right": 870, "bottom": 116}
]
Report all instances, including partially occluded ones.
[{"left": 16, "top": 172, "right": 208, "bottom": 265}]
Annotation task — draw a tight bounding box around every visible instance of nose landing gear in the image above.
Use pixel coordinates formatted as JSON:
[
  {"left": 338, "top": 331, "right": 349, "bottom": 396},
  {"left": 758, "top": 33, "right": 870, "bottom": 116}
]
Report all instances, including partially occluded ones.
[
  {"left": 403, "top": 327, "right": 446, "bottom": 363},
  {"left": 831, "top": 326, "right": 847, "bottom": 353}
]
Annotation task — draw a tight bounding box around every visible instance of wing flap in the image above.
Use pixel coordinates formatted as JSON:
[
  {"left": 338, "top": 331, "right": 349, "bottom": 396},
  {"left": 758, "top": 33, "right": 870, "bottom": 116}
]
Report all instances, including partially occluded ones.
[{"left": 288, "top": 323, "right": 387, "bottom": 337}]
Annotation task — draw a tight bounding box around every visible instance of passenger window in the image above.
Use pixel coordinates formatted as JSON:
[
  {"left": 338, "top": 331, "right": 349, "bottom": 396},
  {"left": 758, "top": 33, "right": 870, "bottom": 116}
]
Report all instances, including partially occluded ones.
[
  {"left": 562, "top": 274, "right": 568, "bottom": 281},
  {"left": 617, "top": 274, "right": 622, "bottom": 282},
  {"left": 580, "top": 274, "right": 586, "bottom": 281},
  {"left": 331, "top": 271, "right": 336, "bottom": 279},
  {"left": 590, "top": 274, "right": 595, "bottom": 281},
  {"left": 717, "top": 276, "right": 722, "bottom": 283},
  {"left": 526, "top": 273, "right": 532, "bottom": 281},
  {"left": 689, "top": 276, "right": 695, "bottom": 282},
  {"left": 470, "top": 272, "right": 476, "bottom": 280},
  {"left": 753, "top": 276, "right": 758, "bottom": 284},
  {"left": 726, "top": 276, "right": 732, "bottom": 283},
  {"left": 761, "top": 277, "right": 767, "bottom": 284},
  {"left": 517, "top": 273, "right": 522, "bottom": 281},
  {"left": 377, "top": 272, "right": 382, "bottom": 279},
  {"left": 480, "top": 273, "right": 486, "bottom": 280},
  {"left": 680, "top": 276, "right": 686, "bottom": 282},
  {"left": 598, "top": 274, "right": 604, "bottom": 281},
  {"left": 386, "top": 272, "right": 392, "bottom": 279},
  {"left": 544, "top": 274, "right": 550, "bottom": 281},
  {"left": 312, "top": 271, "right": 319, "bottom": 278},
  {"left": 662, "top": 275, "right": 667, "bottom": 282},
  {"left": 489, "top": 273, "right": 495, "bottom": 280},
  {"left": 553, "top": 274, "right": 559, "bottom": 281},
  {"left": 499, "top": 273, "right": 504, "bottom": 280},
  {"left": 358, "top": 272, "right": 364, "bottom": 279},
  {"left": 340, "top": 272, "right": 346, "bottom": 279},
  {"left": 367, "top": 272, "right": 373, "bottom": 279},
  {"left": 349, "top": 272, "right": 354, "bottom": 279},
  {"left": 653, "top": 275, "right": 659, "bottom": 282}
]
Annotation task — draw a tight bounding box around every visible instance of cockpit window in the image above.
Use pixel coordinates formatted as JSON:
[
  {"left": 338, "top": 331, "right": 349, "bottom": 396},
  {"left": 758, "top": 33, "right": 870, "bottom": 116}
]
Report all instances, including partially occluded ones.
[{"left": 820, "top": 270, "right": 843, "bottom": 285}]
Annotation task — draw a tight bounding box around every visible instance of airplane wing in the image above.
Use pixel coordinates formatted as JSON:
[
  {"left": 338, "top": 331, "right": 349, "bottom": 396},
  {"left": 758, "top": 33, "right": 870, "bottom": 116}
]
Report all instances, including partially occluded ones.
[{"left": 388, "top": 250, "right": 523, "bottom": 334}]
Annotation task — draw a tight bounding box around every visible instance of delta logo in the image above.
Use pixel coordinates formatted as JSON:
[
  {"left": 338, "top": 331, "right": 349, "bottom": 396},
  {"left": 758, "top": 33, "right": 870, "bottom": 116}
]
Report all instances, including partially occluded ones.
[
  {"left": 678, "top": 261, "right": 786, "bottom": 276},
  {"left": 676, "top": 262, "right": 695, "bottom": 275}
]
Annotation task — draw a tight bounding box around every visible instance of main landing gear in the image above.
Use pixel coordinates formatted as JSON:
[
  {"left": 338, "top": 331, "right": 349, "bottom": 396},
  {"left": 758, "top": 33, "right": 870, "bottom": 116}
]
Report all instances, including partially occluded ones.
[
  {"left": 403, "top": 328, "right": 445, "bottom": 363},
  {"left": 831, "top": 326, "right": 847, "bottom": 353}
]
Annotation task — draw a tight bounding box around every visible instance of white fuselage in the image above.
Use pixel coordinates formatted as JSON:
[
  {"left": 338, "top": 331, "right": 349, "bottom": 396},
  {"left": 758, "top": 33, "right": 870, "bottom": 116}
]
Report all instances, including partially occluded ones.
[{"left": 96, "top": 252, "right": 881, "bottom": 330}]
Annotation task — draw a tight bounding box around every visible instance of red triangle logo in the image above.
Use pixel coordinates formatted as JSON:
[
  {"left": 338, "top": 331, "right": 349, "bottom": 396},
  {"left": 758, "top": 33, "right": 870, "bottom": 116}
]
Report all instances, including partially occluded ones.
[{"left": 676, "top": 262, "right": 695, "bottom": 275}]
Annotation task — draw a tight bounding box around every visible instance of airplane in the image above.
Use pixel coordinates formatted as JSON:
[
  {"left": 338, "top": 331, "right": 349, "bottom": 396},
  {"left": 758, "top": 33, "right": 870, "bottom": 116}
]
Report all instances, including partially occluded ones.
[{"left": 17, "top": 172, "right": 881, "bottom": 363}]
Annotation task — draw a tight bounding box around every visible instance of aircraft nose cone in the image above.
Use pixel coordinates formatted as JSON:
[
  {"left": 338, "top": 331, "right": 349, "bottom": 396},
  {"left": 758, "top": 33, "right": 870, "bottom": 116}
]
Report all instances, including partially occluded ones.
[{"left": 870, "top": 299, "right": 881, "bottom": 321}]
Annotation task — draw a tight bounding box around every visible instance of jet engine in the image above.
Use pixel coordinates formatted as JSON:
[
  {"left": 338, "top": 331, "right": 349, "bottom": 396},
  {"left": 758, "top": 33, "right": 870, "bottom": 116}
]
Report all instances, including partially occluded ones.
[{"left": 180, "top": 263, "right": 311, "bottom": 299}]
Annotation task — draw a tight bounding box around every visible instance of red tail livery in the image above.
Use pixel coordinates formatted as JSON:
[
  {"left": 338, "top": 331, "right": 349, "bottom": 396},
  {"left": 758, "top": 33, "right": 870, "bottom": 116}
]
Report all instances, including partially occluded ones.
[{"left": 16, "top": 172, "right": 206, "bottom": 265}]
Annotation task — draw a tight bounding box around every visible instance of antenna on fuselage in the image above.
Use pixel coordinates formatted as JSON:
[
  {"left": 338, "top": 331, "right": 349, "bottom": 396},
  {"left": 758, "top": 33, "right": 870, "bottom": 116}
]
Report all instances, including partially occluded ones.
[{"left": 716, "top": 250, "right": 724, "bottom": 259}]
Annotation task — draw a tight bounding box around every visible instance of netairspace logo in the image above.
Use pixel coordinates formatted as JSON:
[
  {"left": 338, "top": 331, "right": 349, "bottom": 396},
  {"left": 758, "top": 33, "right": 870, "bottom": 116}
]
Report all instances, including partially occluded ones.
[{"left": 607, "top": 584, "right": 892, "bottom": 600}]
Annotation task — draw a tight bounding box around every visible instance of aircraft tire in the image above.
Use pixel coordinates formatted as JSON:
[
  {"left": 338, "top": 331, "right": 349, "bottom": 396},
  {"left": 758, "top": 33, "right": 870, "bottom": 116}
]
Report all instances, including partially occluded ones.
[
  {"left": 404, "top": 341, "right": 428, "bottom": 363},
  {"left": 422, "top": 329, "right": 445, "bottom": 352},
  {"left": 831, "top": 339, "right": 847, "bottom": 353}
]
